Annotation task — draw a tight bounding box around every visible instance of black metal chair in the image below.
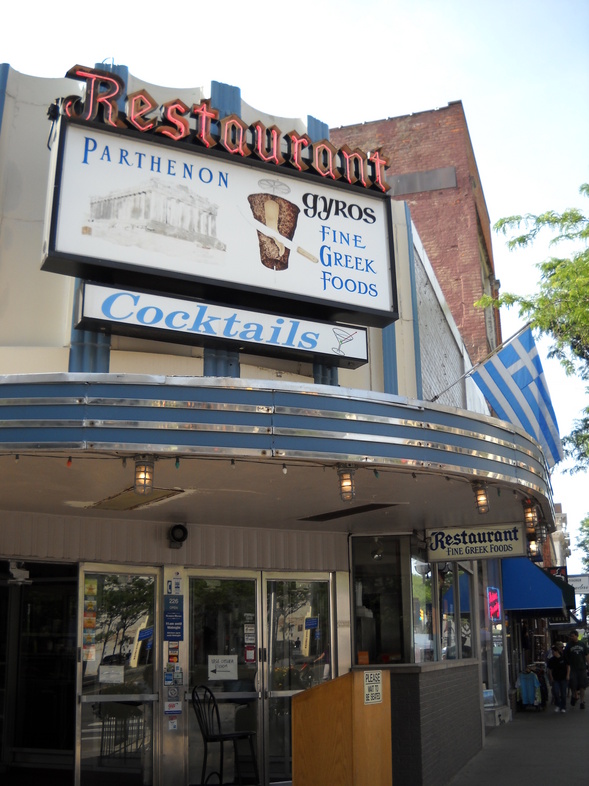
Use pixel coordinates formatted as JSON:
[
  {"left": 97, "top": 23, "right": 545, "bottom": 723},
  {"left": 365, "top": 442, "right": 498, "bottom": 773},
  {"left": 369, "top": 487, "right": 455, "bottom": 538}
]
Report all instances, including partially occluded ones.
[{"left": 191, "top": 684, "right": 260, "bottom": 785}]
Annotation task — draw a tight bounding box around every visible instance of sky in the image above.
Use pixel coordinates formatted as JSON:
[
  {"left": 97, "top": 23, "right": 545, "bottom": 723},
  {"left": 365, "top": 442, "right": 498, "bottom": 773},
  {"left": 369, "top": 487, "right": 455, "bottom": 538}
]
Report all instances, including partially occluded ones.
[{"left": 2, "top": 0, "right": 589, "bottom": 572}]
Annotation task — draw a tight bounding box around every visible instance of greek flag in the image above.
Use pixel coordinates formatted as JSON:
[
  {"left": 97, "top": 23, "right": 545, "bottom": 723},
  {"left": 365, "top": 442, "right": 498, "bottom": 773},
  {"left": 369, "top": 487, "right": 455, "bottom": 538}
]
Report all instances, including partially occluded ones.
[{"left": 471, "top": 327, "right": 564, "bottom": 468}]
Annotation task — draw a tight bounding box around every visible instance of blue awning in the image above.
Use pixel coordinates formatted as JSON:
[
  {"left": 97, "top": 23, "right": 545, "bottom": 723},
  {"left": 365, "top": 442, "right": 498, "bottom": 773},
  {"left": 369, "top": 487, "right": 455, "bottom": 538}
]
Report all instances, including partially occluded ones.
[{"left": 502, "top": 557, "right": 568, "bottom": 617}]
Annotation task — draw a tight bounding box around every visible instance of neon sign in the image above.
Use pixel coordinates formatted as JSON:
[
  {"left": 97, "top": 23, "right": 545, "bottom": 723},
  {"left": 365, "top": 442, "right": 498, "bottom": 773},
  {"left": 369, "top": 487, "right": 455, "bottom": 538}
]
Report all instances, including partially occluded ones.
[
  {"left": 61, "top": 65, "right": 389, "bottom": 193},
  {"left": 487, "top": 587, "right": 501, "bottom": 621}
]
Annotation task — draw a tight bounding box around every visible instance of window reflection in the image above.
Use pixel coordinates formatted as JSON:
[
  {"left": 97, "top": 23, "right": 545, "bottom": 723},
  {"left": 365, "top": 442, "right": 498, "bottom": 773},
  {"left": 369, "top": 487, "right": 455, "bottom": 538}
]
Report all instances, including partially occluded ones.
[
  {"left": 458, "top": 565, "right": 473, "bottom": 659},
  {"left": 82, "top": 574, "right": 155, "bottom": 696},
  {"left": 439, "top": 563, "right": 457, "bottom": 659},
  {"left": 352, "top": 538, "right": 404, "bottom": 665},
  {"left": 478, "top": 560, "right": 507, "bottom": 707},
  {"left": 81, "top": 573, "right": 155, "bottom": 785},
  {"left": 412, "top": 558, "right": 434, "bottom": 662},
  {"left": 353, "top": 536, "right": 476, "bottom": 665}
]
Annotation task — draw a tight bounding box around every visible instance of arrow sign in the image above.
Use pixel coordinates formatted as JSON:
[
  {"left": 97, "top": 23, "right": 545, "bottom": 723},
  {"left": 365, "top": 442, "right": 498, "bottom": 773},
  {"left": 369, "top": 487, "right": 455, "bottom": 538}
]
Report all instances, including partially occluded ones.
[{"left": 208, "top": 655, "right": 238, "bottom": 681}]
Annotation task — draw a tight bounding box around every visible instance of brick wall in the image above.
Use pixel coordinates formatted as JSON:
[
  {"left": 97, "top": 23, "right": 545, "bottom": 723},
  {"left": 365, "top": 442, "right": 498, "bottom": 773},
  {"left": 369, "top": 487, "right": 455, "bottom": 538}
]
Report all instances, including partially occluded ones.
[
  {"left": 331, "top": 103, "right": 500, "bottom": 364},
  {"left": 389, "top": 663, "right": 482, "bottom": 786}
]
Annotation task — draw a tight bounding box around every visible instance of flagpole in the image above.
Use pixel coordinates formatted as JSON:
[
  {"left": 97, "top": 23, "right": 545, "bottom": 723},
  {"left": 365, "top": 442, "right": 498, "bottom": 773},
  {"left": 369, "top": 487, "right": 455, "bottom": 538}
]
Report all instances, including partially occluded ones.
[{"left": 428, "top": 323, "right": 531, "bottom": 403}]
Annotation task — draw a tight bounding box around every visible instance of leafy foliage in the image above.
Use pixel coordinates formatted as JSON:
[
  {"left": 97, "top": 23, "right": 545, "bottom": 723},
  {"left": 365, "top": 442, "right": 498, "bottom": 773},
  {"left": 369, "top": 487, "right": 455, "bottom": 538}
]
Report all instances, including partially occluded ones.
[
  {"left": 477, "top": 184, "right": 589, "bottom": 469},
  {"left": 577, "top": 514, "right": 589, "bottom": 574}
]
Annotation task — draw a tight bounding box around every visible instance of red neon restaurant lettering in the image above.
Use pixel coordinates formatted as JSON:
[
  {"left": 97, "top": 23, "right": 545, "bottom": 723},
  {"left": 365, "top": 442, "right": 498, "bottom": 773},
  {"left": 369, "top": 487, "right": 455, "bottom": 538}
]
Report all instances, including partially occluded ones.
[{"left": 62, "top": 65, "right": 389, "bottom": 192}]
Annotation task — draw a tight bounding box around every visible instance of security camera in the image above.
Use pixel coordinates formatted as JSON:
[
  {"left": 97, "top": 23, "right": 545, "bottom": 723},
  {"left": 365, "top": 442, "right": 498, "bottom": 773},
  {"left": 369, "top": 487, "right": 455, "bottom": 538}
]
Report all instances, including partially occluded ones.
[{"left": 168, "top": 524, "right": 188, "bottom": 549}]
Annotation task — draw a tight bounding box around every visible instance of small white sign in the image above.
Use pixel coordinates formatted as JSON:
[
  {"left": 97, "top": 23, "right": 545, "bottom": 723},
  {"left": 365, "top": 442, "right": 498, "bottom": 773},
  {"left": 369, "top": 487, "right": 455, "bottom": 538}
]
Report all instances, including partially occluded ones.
[
  {"left": 364, "top": 670, "right": 383, "bottom": 705},
  {"left": 164, "top": 701, "right": 182, "bottom": 715},
  {"left": 568, "top": 575, "right": 589, "bottom": 594},
  {"left": 99, "top": 664, "right": 125, "bottom": 684},
  {"left": 208, "top": 655, "right": 238, "bottom": 681}
]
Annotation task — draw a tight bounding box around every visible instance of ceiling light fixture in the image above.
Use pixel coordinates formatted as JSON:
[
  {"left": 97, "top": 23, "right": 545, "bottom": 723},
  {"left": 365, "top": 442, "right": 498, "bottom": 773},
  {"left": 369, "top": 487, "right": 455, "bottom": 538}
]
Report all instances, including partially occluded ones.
[
  {"left": 337, "top": 464, "right": 356, "bottom": 503},
  {"left": 473, "top": 482, "right": 489, "bottom": 514},
  {"left": 523, "top": 499, "right": 538, "bottom": 527},
  {"left": 134, "top": 455, "right": 155, "bottom": 495}
]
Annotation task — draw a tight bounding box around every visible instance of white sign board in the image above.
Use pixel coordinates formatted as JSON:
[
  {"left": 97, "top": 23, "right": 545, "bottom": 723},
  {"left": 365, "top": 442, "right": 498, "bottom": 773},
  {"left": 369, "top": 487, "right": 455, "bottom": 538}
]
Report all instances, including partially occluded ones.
[
  {"left": 80, "top": 282, "right": 368, "bottom": 367},
  {"left": 45, "top": 122, "right": 396, "bottom": 326},
  {"left": 426, "top": 523, "right": 526, "bottom": 562},
  {"left": 208, "top": 655, "right": 238, "bottom": 681},
  {"left": 364, "top": 670, "right": 383, "bottom": 705},
  {"left": 163, "top": 701, "right": 183, "bottom": 715},
  {"left": 568, "top": 575, "right": 589, "bottom": 594}
]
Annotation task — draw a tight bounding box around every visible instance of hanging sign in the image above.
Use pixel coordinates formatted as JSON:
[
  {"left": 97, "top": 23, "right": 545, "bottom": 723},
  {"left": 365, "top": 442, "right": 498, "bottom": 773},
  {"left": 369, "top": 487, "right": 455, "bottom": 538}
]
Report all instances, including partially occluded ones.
[
  {"left": 79, "top": 282, "right": 369, "bottom": 368},
  {"left": 568, "top": 575, "right": 589, "bottom": 594},
  {"left": 426, "top": 523, "right": 526, "bottom": 562},
  {"left": 43, "top": 119, "right": 397, "bottom": 329}
]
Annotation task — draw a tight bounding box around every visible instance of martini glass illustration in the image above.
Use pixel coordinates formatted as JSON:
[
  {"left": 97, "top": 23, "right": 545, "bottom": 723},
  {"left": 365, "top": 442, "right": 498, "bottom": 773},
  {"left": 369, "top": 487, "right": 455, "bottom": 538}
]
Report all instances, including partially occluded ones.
[{"left": 332, "top": 328, "right": 357, "bottom": 355}]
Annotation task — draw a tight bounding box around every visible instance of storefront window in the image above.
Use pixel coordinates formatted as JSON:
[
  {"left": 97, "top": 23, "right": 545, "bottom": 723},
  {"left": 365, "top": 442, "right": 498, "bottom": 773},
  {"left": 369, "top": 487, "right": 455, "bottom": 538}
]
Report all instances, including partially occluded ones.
[
  {"left": 411, "top": 557, "right": 434, "bottom": 661},
  {"left": 351, "top": 537, "right": 404, "bottom": 664},
  {"left": 458, "top": 565, "right": 474, "bottom": 659},
  {"left": 479, "top": 559, "right": 507, "bottom": 708},
  {"left": 352, "top": 537, "right": 475, "bottom": 665},
  {"left": 439, "top": 564, "right": 457, "bottom": 659}
]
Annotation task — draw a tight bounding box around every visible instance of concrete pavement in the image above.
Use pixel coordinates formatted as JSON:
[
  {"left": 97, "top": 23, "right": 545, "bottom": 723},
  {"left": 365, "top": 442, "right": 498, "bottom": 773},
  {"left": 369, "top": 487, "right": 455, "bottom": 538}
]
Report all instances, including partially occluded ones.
[{"left": 448, "top": 699, "right": 589, "bottom": 786}]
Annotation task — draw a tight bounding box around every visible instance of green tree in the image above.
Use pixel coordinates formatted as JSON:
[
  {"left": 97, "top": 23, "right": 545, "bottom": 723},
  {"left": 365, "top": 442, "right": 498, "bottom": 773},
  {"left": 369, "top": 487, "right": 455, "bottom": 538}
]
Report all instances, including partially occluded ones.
[
  {"left": 477, "top": 183, "right": 589, "bottom": 469},
  {"left": 576, "top": 514, "right": 589, "bottom": 619},
  {"left": 577, "top": 514, "right": 589, "bottom": 573}
]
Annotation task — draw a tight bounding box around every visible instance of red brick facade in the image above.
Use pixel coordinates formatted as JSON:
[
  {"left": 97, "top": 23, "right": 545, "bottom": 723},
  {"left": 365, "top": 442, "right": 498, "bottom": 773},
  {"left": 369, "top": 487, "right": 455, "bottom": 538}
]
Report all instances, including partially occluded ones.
[{"left": 330, "top": 102, "right": 501, "bottom": 363}]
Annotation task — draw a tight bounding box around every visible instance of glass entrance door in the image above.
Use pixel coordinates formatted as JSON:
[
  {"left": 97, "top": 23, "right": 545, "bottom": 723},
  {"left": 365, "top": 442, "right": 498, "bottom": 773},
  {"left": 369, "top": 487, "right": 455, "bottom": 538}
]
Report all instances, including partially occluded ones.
[
  {"left": 77, "top": 567, "right": 158, "bottom": 786},
  {"left": 188, "top": 576, "right": 259, "bottom": 785},
  {"left": 264, "top": 576, "right": 331, "bottom": 785},
  {"left": 187, "top": 572, "right": 332, "bottom": 786},
  {"left": 188, "top": 573, "right": 332, "bottom": 784}
]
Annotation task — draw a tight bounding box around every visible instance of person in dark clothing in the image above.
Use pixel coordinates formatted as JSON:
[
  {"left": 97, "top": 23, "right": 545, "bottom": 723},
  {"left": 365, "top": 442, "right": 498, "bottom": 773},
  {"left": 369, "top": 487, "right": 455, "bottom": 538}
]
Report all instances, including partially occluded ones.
[
  {"left": 547, "top": 642, "right": 569, "bottom": 712},
  {"left": 564, "top": 630, "right": 589, "bottom": 709}
]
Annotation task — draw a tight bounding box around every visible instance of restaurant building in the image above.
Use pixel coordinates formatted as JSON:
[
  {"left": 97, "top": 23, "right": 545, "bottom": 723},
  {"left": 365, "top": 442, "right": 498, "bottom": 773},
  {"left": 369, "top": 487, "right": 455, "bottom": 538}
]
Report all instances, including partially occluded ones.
[{"left": 0, "top": 63, "right": 567, "bottom": 786}]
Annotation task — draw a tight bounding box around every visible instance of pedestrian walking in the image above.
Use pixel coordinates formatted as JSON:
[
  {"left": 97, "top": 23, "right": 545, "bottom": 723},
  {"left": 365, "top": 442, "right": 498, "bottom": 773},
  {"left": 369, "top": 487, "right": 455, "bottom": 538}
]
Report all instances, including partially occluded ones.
[
  {"left": 564, "top": 630, "right": 589, "bottom": 709},
  {"left": 547, "top": 641, "right": 569, "bottom": 712}
]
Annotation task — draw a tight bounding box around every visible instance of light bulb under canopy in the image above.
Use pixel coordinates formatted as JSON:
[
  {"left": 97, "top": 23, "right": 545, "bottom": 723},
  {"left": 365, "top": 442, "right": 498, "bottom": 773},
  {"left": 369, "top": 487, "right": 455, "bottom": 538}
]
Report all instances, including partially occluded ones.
[{"left": 134, "top": 456, "right": 154, "bottom": 495}]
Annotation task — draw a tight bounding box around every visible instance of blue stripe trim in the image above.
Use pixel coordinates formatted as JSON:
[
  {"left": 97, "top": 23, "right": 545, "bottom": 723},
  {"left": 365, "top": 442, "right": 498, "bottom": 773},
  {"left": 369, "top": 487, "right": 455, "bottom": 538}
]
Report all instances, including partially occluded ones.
[
  {"left": 0, "top": 63, "right": 10, "bottom": 137},
  {"left": 211, "top": 81, "right": 241, "bottom": 119},
  {"left": 94, "top": 62, "right": 128, "bottom": 111},
  {"left": 382, "top": 323, "right": 398, "bottom": 394},
  {"left": 0, "top": 379, "right": 551, "bottom": 493},
  {"left": 307, "top": 116, "right": 329, "bottom": 143}
]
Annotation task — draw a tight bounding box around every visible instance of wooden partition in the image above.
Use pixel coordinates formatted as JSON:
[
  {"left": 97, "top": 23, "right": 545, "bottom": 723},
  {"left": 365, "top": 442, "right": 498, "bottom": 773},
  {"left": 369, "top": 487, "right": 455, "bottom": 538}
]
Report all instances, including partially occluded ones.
[{"left": 292, "top": 669, "right": 392, "bottom": 786}]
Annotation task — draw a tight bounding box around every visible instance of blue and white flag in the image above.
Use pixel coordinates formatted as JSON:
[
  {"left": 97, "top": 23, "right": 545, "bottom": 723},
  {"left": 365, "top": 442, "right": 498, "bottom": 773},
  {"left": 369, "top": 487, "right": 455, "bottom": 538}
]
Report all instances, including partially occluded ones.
[{"left": 471, "top": 327, "right": 564, "bottom": 468}]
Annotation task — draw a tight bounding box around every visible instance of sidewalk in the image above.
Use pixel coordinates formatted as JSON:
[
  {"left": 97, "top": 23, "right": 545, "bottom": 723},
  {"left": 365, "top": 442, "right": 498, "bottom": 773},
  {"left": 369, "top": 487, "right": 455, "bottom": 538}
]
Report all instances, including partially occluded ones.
[{"left": 448, "top": 700, "right": 589, "bottom": 786}]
